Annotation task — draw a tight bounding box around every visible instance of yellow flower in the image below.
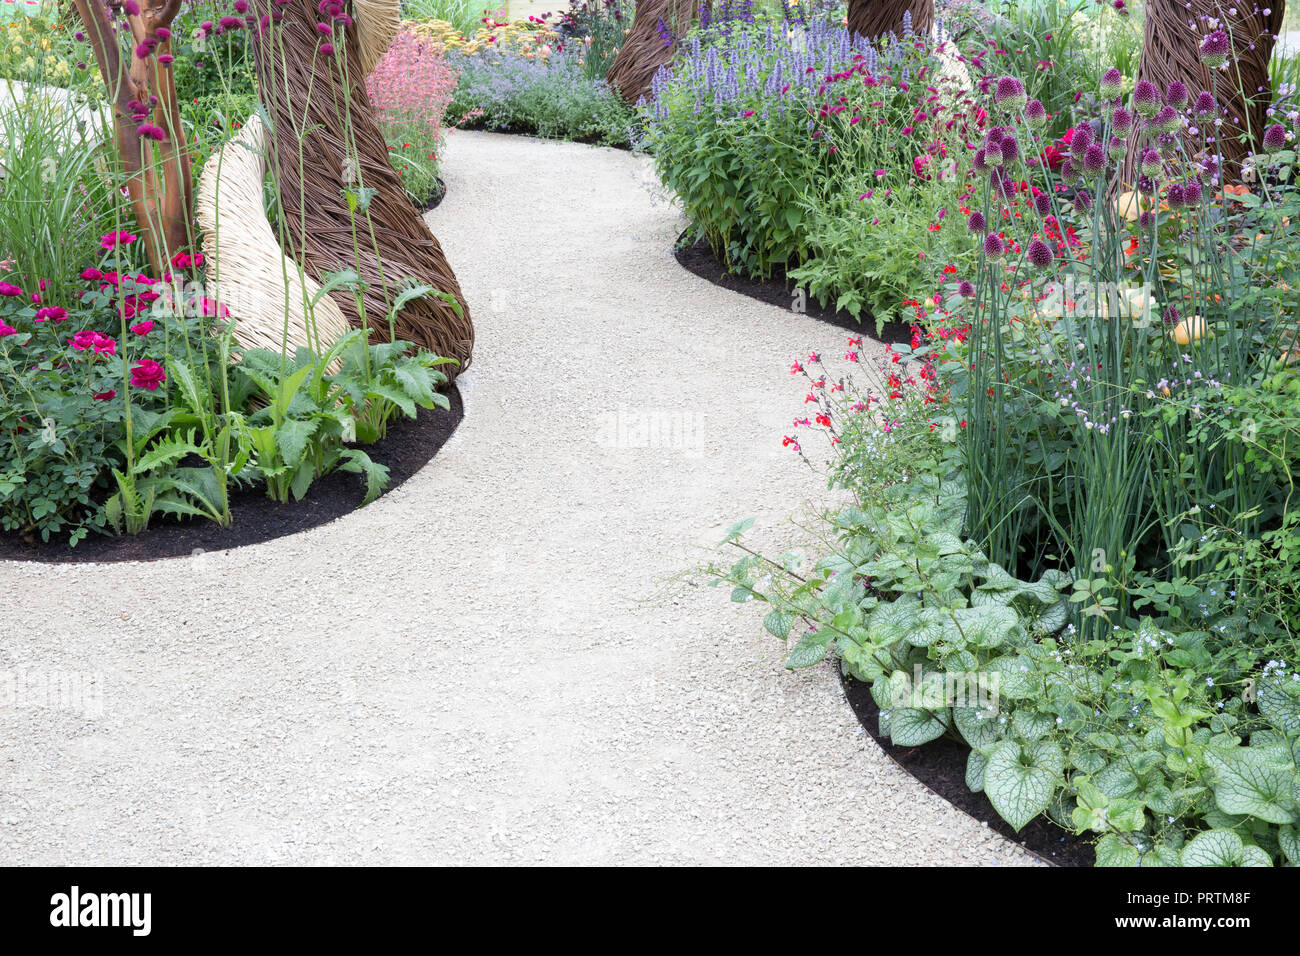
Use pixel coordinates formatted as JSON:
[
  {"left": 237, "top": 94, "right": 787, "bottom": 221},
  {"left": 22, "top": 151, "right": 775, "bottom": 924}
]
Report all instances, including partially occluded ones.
[{"left": 1169, "top": 315, "right": 1208, "bottom": 345}]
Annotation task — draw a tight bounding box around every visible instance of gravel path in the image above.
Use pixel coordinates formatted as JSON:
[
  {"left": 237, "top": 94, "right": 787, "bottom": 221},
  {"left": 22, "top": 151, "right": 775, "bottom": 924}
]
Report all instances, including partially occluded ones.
[{"left": 0, "top": 131, "right": 1038, "bottom": 866}]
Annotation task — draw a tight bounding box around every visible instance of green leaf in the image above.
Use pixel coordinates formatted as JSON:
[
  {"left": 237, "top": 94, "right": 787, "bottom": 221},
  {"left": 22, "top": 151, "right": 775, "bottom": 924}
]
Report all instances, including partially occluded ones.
[
  {"left": 1258, "top": 677, "right": 1300, "bottom": 736},
  {"left": 983, "top": 740, "right": 1062, "bottom": 831},
  {"left": 1095, "top": 833, "right": 1140, "bottom": 868},
  {"left": 275, "top": 419, "right": 318, "bottom": 469},
  {"left": 1205, "top": 746, "right": 1298, "bottom": 824},
  {"left": 888, "top": 706, "right": 949, "bottom": 747},
  {"left": 786, "top": 632, "right": 827, "bottom": 669},
  {"left": 1180, "top": 829, "right": 1245, "bottom": 867},
  {"left": 966, "top": 749, "right": 988, "bottom": 793},
  {"left": 763, "top": 610, "right": 794, "bottom": 640},
  {"left": 954, "top": 705, "right": 1002, "bottom": 749},
  {"left": 1279, "top": 825, "right": 1300, "bottom": 864},
  {"left": 719, "top": 517, "right": 754, "bottom": 545}
]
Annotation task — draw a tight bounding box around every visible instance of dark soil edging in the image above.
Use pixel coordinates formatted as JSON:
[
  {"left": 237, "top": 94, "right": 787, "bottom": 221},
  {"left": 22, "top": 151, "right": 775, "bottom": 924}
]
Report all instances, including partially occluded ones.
[
  {"left": 418, "top": 176, "right": 448, "bottom": 213},
  {"left": 673, "top": 233, "right": 914, "bottom": 345},
  {"left": 0, "top": 386, "right": 463, "bottom": 565},
  {"left": 841, "top": 670, "right": 1095, "bottom": 867}
]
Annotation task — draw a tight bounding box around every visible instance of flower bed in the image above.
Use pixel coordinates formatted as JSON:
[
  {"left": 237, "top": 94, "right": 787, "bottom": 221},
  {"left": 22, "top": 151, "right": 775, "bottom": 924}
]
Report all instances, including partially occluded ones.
[{"left": 708, "top": 7, "right": 1300, "bottom": 867}]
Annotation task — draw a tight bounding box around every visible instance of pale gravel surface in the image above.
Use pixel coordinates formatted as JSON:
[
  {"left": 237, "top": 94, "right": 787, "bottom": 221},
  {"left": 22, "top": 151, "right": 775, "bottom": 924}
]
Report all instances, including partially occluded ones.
[{"left": 0, "top": 131, "right": 1038, "bottom": 866}]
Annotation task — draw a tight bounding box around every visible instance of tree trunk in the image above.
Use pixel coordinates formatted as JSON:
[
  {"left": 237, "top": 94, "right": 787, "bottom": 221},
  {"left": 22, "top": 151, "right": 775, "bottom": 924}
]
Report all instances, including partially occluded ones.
[
  {"left": 72, "top": 0, "right": 193, "bottom": 276},
  {"left": 247, "top": 0, "right": 473, "bottom": 373},
  {"left": 846, "top": 0, "right": 934, "bottom": 41},
  {"left": 605, "top": 0, "right": 705, "bottom": 106},
  {"left": 1125, "top": 1, "right": 1284, "bottom": 184}
]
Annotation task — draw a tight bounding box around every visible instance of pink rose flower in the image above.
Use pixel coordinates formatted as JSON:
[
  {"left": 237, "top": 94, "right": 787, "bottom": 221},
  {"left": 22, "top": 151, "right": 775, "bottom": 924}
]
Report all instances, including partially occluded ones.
[{"left": 130, "top": 359, "right": 166, "bottom": 390}]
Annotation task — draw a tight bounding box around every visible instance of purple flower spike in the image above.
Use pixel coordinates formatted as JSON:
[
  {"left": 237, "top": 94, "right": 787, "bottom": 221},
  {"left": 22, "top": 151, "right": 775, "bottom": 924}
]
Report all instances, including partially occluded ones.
[
  {"left": 968, "top": 210, "right": 987, "bottom": 233},
  {"left": 1034, "top": 192, "right": 1052, "bottom": 216},
  {"left": 1199, "top": 30, "right": 1230, "bottom": 69},
  {"left": 1024, "top": 99, "right": 1047, "bottom": 127},
  {"left": 1165, "top": 81, "right": 1188, "bottom": 108},
  {"left": 983, "top": 233, "right": 1006, "bottom": 261},
  {"left": 1073, "top": 190, "right": 1092, "bottom": 214},
  {"left": 958, "top": 280, "right": 976, "bottom": 297},
  {"left": 1132, "top": 80, "right": 1160, "bottom": 118},
  {"left": 1082, "top": 143, "right": 1107, "bottom": 176},
  {"left": 1263, "top": 123, "right": 1288, "bottom": 153},
  {"left": 994, "top": 75, "right": 1027, "bottom": 111},
  {"left": 1139, "top": 148, "right": 1162, "bottom": 177},
  {"left": 1026, "top": 239, "right": 1053, "bottom": 270},
  {"left": 1193, "top": 90, "right": 1217, "bottom": 115},
  {"left": 1100, "top": 68, "right": 1122, "bottom": 100},
  {"left": 1107, "top": 136, "right": 1126, "bottom": 160}
]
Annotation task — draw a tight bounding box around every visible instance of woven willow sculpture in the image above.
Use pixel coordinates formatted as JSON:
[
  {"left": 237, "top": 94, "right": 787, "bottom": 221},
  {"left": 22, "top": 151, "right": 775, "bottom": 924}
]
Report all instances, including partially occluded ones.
[
  {"left": 846, "top": 0, "right": 934, "bottom": 41},
  {"left": 1126, "top": 1, "right": 1285, "bottom": 183},
  {"left": 212, "top": 0, "right": 473, "bottom": 374},
  {"left": 195, "top": 116, "right": 351, "bottom": 357},
  {"left": 606, "top": 0, "right": 706, "bottom": 105}
]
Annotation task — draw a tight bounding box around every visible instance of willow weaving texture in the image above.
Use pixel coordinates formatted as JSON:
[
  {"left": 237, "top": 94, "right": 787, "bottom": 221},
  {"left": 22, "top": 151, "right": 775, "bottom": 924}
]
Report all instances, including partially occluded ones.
[
  {"left": 195, "top": 114, "right": 352, "bottom": 358},
  {"left": 606, "top": 0, "right": 706, "bottom": 105},
  {"left": 231, "top": 0, "right": 474, "bottom": 374}
]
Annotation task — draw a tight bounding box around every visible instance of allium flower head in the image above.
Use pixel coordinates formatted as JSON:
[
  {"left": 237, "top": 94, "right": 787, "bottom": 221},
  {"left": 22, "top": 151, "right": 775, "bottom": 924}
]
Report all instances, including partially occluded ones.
[
  {"left": 957, "top": 280, "right": 976, "bottom": 297},
  {"left": 1026, "top": 238, "right": 1053, "bottom": 270},
  {"left": 1166, "top": 182, "right": 1186, "bottom": 207},
  {"left": 968, "top": 210, "right": 987, "bottom": 233},
  {"left": 971, "top": 148, "right": 989, "bottom": 174},
  {"left": 983, "top": 232, "right": 1006, "bottom": 261},
  {"left": 1111, "top": 106, "right": 1133, "bottom": 134},
  {"left": 1060, "top": 160, "right": 1080, "bottom": 185},
  {"left": 1182, "top": 179, "right": 1203, "bottom": 204},
  {"left": 1193, "top": 90, "right": 1217, "bottom": 114},
  {"left": 999, "top": 135, "right": 1020, "bottom": 164},
  {"left": 1199, "top": 30, "right": 1230, "bottom": 69},
  {"left": 1100, "top": 68, "right": 1122, "bottom": 100},
  {"left": 1108, "top": 136, "right": 1126, "bottom": 160},
  {"left": 1139, "top": 148, "right": 1162, "bottom": 177},
  {"left": 1034, "top": 191, "right": 1052, "bottom": 216},
  {"left": 1073, "top": 190, "right": 1092, "bottom": 213},
  {"left": 1024, "top": 99, "right": 1047, "bottom": 127},
  {"left": 1153, "top": 105, "right": 1180, "bottom": 133},
  {"left": 994, "top": 75, "right": 1027, "bottom": 111},
  {"left": 1163, "top": 304, "right": 1181, "bottom": 326},
  {"left": 1132, "top": 80, "right": 1161, "bottom": 118},
  {"left": 1165, "top": 81, "right": 1188, "bottom": 108},
  {"left": 1071, "top": 123, "right": 1094, "bottom": 154},
  {"left": 1263, "top": 123, "right": 1288, "bottom": 153},
  {"left": 1082, "top": 143, "right": 1107, "bottom": 176}
]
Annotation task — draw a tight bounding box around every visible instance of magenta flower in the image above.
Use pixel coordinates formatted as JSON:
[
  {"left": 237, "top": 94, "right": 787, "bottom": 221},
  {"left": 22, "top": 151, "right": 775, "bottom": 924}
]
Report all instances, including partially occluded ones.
[
  {"left": 0, "top": 322, "right": 17, "bottom": 337},
  {"left": 1026, "top": 239, "right": 1053, "bottom": 270},
  {"left": 983, "top": 233, "right": 1005, "bottom": 261},
  {"left": 69, "top": 330, "right": 116, "bottom": 356},
  {"left": 130, "top": 320, "right": 156, "bottom": 336},
  {"left": 1139, "top": 148, "right": 1162, "bottom": 177},
  {"left": 1263, "top": 123, "right": 1288, "bottom": 153},
  {"left": 1081, "top": 143, "right": 1107, "bottom": 177},
  {"left": 0, "top": 282, "right": 22, "bottom": 297},
  {"left": 1165, "top": 81, "right": 1188, "bottom": 108},
  {"left": 1024, "top": 99, "right": 1047, "bottom": 127},
  {"left": 1193, "top": 90, "right": 1216, "bottom": 115},
  {"left": 1132, "top": 80, "right": 1160, "bottom": 118},
  {"left": 993, "top": 75, "right": 1026, "bottom": 111},
  {"left": 1153, "top": 105, "right": 1180, "bottom": 133},
  {"left": 1100, "top": 68, "right": 1122, "bottom": 100},
  {"left": 1111, "top": 106, "right": 1133, "bottom": 135},
  {"left": 967, "top": 210, "right": 987, "bottom": 233},
  {"left": 100, "top": 231, "right": 137, "bottom": 250},
  {"left": 130, "top": 359, "right": 166, "bottom": 390},
  {"left": 1199, "top": 30, "right": 1230, "bottom": 69},
  {"left": 34, "top": 306, "right": 68, "bottom": 323},
  {"left": 957, "top": 280, "right": 975, "bottom": 297}
]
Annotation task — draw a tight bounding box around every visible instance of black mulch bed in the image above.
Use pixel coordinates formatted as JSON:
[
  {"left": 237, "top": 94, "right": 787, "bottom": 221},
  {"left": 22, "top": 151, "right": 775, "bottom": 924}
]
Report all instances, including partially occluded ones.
[
  {"left": 841, "top": 670, "right": 1095, "bottom": 867},
  {"left": 673, "top": 234, "right": 914, "bottom": 345},
  {"left": 0, "top": 385, "right": 463, "bottom": 565},
  {"left": 418, "top": 176, "right": 447, "bottom": 213}
]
